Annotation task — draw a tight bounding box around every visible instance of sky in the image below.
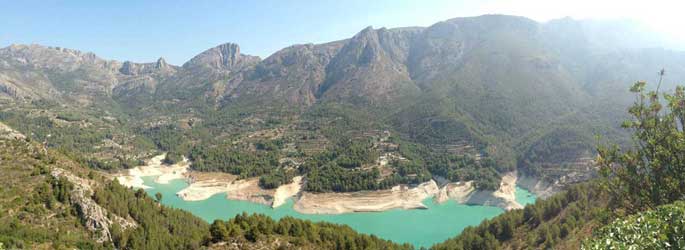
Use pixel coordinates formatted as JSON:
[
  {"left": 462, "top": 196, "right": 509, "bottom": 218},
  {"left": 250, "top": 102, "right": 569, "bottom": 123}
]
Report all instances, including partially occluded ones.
[{"left": 2, "top": 0, "right": 684, "bottom": 65}]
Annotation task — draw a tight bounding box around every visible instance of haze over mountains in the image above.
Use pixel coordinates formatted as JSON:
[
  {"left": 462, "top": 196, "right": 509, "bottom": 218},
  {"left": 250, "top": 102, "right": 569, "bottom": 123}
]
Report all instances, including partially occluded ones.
[
  {"left": 5, "top": 13, "right": 685, "bottom": 250},
  {"left": 2, "top": 14, "right": 685, "bottom": 186}
]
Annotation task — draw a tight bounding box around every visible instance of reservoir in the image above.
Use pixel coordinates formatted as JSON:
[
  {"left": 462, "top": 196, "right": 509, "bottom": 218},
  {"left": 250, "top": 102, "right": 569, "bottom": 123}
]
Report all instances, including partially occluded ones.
[{"left": 142, "top": 176, "right": 536, "bottom": 248}]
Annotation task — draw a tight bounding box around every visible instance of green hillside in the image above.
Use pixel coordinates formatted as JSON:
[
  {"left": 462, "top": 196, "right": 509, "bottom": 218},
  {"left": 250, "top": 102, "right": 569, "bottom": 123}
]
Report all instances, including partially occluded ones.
[
  {"left": 0, "top": 130, "right": 410, "bottom": 250},
  {"left": 5, "top": 15, "right": 685, "bottom": 193}
]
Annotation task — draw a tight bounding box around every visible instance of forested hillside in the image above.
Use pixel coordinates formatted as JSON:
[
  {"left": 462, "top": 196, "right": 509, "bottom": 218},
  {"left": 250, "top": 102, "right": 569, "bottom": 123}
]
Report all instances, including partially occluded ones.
[
  {"left": 6, "top": 80, "right": 685, "bottom": 249},
  {"left": 0, "top": 127, "right": 411, "bottom": 249},
  {"left": 433, "top": 182, "right": 610, "bottom": 250},
  {"left": 3, "top": 15, "right": 685, "bottom": 194},
  {"left": 431, "top": 82, "right": 685, "bottom": 249}
]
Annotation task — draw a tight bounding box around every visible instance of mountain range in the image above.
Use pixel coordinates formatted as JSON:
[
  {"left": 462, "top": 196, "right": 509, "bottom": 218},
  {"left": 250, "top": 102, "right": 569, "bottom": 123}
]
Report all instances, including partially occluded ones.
[{"left": 2, "top": 14, "right": 685, "bottom": 187}]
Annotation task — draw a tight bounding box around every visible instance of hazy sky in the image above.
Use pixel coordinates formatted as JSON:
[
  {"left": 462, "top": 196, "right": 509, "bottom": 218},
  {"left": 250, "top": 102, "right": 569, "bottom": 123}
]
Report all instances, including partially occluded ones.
[{"left": 2, "top": 0, "right": 682, "bottom": 64}]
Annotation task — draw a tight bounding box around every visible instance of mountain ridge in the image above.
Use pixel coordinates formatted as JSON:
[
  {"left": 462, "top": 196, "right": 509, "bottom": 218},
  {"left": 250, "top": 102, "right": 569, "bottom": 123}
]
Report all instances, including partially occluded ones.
[{"left": 2, "top": 14, "right": 685, "bottom": 196}]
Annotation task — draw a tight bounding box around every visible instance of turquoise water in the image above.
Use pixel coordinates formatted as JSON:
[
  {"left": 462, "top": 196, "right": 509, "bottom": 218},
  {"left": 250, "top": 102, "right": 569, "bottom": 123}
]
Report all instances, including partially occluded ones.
[
  {"left": 515, "top": 186, "right": 537, "bottom": 206},
  {"left": 143, "top": 177, "right": 536, "bottom": 248}
]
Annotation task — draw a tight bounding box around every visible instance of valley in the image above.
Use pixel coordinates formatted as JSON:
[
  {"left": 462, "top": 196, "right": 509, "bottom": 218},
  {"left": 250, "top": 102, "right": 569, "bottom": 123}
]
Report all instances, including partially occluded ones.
[{"left": 3, "top": 11, "right": 685, "bottom": 249}]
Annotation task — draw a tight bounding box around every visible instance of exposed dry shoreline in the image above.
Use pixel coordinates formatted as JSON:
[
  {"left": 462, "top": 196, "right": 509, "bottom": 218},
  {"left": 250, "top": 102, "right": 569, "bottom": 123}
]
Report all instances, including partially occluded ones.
[
  {"left": 176, "top": 172, "right": 238, "bottom": 201},
  {"left": 113, "top": 156, "right": 304, "bottom": 208},
  {"left": 172, "top": 171, "right": 528, "bottom": 214},
  {"left": 114, "top": 154, "right": 189, "bottom": 189},
  {"left": 434, "top": 172, "right": 523, "bottom": 210},
  {"left": 294, "top": 181, "right": 440, "bottom": 214},
  {"left": 516, "top": 174, "right": 562, "bottom": 199},
  {"left": 113, "top": 155, "right": 541, "bottom": 214},
  {"left": 176, "top": 174, "right": 304, "bottom": 207},
  {"left": 295, "top": 172, "right": 525, "bottom": 214}
]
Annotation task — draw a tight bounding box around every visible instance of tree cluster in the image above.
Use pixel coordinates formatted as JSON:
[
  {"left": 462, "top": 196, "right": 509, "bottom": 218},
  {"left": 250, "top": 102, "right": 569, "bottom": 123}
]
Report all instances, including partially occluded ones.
[
  {"left": 259, "top": 168, "right": 296, "bottom": 189},
  {"left": 397, "top": 140, "right": 504, "bottom": 191},
  {"left": 210, "top": 213, "right": 412, "bottom": 250},
  {"left": 433, "top": 183, "right": 608, "bottom": 250},
  {"left": 188, "top": 144, "right": 281, "bottom": 179}
]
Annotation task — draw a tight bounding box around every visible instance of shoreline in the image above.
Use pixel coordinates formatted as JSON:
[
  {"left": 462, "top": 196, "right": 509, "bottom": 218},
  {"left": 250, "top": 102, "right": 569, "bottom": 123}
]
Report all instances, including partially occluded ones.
[
  {"left": 516, "top": 174, "right": 561, "bottom": 199},
  {"left": 176, "top": 173, "right": 304, "bottom": 208},
  {"left": 176, "top": 172, "right": 237, "bottom": 201},
  {"left": 171, "top": 171, "right": 528, "bottom": 214},
  {"left": 114, "top": 154, "right": 189, "bottom": 189},
  {"left": 433, "top": 172, "right": 523, "bottom": 210},
  {"left": 113, "top": 155, "right": 538, "bottom": 214},
  {"left": 294, "top": 180, "right": 440, "bottom": 214}
]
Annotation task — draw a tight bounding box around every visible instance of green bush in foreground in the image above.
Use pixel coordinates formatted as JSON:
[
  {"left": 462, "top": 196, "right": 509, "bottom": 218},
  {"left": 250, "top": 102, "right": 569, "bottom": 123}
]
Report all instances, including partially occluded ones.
[
  {"left": 598, "top": 83, "right": 685, "bottom": 213},
  {"left": 583, "top": 201, "right": 685, "bottom": 250}
]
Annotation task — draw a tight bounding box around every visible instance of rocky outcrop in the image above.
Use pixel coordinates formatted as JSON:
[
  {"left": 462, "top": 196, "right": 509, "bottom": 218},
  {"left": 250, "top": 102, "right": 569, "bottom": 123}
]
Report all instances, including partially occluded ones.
[
  {"left": 115, "top": 154, "right": 190, "bottom": 189},
  {"left": 227, "top": 42, "right": 344, "bottom": 105},
  {"left": 52, "top": 168, "right": 136, "bottom": 243},
  {"left": 223, "top": 178, "right": 274, "bottom": 206},
  {"left": 0, "top": 44, "right": 121, "bottom": 72},
  {"left": 516, "top": 174, "right": 562, "bottom": 199},
  {"left": 318, "top": 26, "right": 421, "bottom": 103},
  {"left": 183, "top": 43, "right": 260, "bottom": 72},
  {"left": 434, "top": 181, "right": 475, "bottom": 204},
  {"left": 435, "top": 172, "right": 523, "bottom": 210},
  {"left": 272, "top": 176, "right": 303, "bottom": 208},
  {"left": 175, "top": 173, "right": 304, "bottom": 208},
  {"left": 0, "top": 44, "right": 124, "bottom": 103},
  {"left": 119, "top": 57, "right": 176, "bottom": 75},
  {"left": 0, "top": 122, "right": 25, "bottom": 140},
  {"left": 226, "top": 26, "right": 426, "bottom": 106}
]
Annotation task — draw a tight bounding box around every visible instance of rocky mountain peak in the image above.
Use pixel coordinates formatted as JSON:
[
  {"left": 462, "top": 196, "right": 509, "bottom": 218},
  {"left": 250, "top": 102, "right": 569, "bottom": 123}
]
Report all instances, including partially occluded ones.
[
  {"left": 182, "top": 42, "right": 261, "bottom": 71},
  {"left": 315, "top": 26, "right": 419, "bottom": 102},
  {"left": 119, "top": 61, "right": 136, "bottom": 75},
  {"left": 156, "top": 57, "right": 169, "bottom": 69},
  {"left": 357, "top": 26, "right": 375, "bottom": 35},
  {"left": 337, "top": 26, "right": 383, "bottom": 65},
  {"left": 119, "top": 57, "right": 175, "bottom": 76},
  {"left": 332, "top": 26, "right": 421, "bottom": 67},
  {"left": 216, "top": 43, "right": 241, "bottom": 66}
]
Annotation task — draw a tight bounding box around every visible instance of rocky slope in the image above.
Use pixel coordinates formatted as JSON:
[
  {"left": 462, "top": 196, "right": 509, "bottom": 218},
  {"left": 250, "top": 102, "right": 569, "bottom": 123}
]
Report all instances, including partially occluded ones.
[
  {"left": 51, "top": 167, "right": 137, "bottom": 243},
  {"left": 0, "top": 123, "right": 135, "bottom": 248}
]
